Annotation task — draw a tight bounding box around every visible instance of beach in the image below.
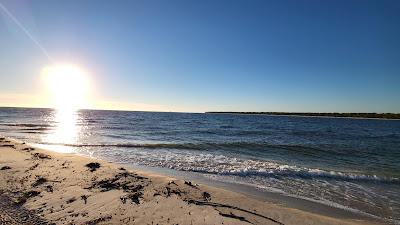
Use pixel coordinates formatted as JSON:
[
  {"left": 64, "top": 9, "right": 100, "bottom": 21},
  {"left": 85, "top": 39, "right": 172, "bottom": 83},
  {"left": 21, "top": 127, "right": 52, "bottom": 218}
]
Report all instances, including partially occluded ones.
[
  {"left": 0, "top": 136, "right": 382, "bottom": 225},
  {"left": 1, "top": 0, "right": 399, "bottom": 223}
]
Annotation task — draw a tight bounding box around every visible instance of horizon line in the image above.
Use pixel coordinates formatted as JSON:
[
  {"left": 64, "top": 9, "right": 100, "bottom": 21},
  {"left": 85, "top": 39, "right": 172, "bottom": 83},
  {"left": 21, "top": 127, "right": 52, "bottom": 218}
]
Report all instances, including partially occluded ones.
[{"left": 1, "top": 105, "right": 399, "bottom": 115}]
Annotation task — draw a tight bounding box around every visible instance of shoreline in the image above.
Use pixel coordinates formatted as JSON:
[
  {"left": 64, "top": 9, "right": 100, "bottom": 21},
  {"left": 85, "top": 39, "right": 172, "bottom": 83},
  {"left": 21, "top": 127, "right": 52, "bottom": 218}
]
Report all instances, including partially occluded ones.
[
  {"left": 126, "top": 164, "right": 385, "bottom": 222},
  {"left": 206, "top": 112, "right": 400, "bottom": 121},
  {"left": 0, "top": 136, "right": 384, "bottom": 225}
]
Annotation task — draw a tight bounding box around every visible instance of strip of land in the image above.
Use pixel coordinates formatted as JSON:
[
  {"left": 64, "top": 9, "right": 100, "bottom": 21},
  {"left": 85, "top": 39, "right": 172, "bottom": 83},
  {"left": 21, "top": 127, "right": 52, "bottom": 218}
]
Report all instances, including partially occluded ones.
[
  {"left": 206, "top": 112, "right": 400, "bottom": 119},
  {"left": 0, "top": 137, "right": 383, "bottom": 225}
]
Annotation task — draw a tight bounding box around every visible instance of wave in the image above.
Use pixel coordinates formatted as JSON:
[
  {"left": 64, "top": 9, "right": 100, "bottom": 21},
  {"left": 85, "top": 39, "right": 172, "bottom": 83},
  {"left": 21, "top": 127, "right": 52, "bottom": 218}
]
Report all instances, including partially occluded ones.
[
  {"left": 39, "top": 141, "right": 324, "bottom": 152},
  {"left": 366, "top": 133, "right": 400, "bottom": 139},
  {"left": 75, "top": 146, "right": 398, "bottom": 185},
  {"left": 38, "top": 141, "right": 399, "bottom": 185},
  {"left": 20, "top": 127, "right": 50, "bottom": 131},
  {"left": 0, "top": 123, "right": 54, "bottom": 128},
  {"left": 215, "top": 168, "right": 400, "bottom": 184},
  {"left": 21, "top": 131, "right": 47, "bottom": 134},
  {"left": 168, "top": 163, "right": 400, "bottom": 184},
  {"left": 204, "top": 175, "right": 399, "bottom": 225}
]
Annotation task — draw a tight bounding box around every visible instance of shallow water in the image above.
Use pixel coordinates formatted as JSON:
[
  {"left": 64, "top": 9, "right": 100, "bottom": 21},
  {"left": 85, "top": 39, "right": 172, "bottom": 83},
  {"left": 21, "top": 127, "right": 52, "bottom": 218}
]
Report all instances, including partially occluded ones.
[{"left": 1, "top": 107, "right": 399, "bottom": 223}]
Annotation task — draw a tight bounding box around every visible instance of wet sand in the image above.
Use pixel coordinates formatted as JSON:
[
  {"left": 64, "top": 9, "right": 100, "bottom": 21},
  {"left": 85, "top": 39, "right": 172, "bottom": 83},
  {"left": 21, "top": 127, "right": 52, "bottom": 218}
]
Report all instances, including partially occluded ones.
[{"left": 0, "top": 136, "right": 382, "bottom": 225}]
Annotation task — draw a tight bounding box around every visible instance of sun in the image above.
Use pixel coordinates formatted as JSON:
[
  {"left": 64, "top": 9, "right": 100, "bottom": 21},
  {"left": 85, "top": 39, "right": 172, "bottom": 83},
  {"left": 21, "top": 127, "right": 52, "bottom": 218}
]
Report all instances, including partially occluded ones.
[{"left": 42, "top": 64, "right": 90, "bottom": 111}]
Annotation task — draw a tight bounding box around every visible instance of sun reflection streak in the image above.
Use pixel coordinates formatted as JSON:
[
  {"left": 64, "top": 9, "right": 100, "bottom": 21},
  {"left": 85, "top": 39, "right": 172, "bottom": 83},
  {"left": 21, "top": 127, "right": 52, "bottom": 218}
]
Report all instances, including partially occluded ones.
[
  {"left": 38, "top": 64, "right": 90, "bottom": 153},
  {"left": 42, "top": 109, "right": 80, "bottom": 153}
]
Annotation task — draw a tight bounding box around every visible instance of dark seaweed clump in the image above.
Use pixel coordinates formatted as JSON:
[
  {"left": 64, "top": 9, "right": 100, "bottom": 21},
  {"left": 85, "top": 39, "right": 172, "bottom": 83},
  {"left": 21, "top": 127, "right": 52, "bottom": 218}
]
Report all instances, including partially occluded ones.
[
  {"left": 86, "top": 162, "right": 101, "bottom": 172},
  {"left": 88, "top": 171, "right": 149, "bottom": 204},
  {"left": 32, "top": 177, "right": 48, "bottom": 187}
]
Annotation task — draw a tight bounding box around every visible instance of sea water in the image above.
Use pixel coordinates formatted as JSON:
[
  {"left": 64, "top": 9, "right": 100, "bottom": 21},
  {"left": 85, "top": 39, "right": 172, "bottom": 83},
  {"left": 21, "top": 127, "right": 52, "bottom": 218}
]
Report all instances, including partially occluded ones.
[{"left": 0, "top": 107, "right": 399, "bottom": 223}]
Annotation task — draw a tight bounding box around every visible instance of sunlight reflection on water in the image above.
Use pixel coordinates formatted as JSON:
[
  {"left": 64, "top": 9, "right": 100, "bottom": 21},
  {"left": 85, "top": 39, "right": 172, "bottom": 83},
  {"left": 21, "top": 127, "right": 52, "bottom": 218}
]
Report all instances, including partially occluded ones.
[{"left": 41, "top": 109, "right": 80, "bottom": 153}]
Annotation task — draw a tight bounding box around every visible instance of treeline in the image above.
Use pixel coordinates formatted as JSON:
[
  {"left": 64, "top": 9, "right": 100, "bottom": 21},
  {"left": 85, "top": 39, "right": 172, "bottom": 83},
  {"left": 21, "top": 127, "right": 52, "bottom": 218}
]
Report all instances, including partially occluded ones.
[{"left": 206, "top": 112, "right": 400, "bottom": 119}]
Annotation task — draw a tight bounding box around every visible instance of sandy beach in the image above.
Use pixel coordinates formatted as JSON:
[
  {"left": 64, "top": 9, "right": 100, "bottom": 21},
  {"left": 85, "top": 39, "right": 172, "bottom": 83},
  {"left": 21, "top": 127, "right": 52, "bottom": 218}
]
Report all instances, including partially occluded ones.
[{"left": 0, "top": 136, "right": 382, "bottom": 225}]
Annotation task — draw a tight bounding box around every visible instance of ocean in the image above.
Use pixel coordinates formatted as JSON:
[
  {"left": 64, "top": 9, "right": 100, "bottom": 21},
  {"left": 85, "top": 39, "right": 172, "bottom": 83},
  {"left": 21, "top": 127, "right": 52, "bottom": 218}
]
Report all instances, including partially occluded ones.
[{"left": 0, "top": 107, "right": 399, "bottom": 223}]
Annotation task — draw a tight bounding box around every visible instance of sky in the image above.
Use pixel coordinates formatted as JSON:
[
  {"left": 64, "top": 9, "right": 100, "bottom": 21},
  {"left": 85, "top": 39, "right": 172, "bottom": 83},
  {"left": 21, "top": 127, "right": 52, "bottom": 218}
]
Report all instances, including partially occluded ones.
[{"left": 0, "top": 0, "right": 399, "bottom": 113}]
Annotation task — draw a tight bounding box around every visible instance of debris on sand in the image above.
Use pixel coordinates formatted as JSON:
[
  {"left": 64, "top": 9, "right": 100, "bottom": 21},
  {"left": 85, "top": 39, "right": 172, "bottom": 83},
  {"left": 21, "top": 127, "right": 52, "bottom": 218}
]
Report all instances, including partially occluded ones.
[
  {"left": 32, "top": 153, "right": 51, "bottom": 159},
  {"left": 184, "top": 180, "right": 197, "bottom": 188},
  {"left": 219, "top": 212, "right": 250, "bottom": 223},
  {"left": 86, "top": 162, "right": 101, "bottom": 172},
  {"left": 46, "top": 185, "right": 53, "bottom": 193},
  {"left": 0, "top": 144, "right": 16, "bottom": 148},
  {"left": 203, "top": 192, "right": 211, "bottom": 201},
  {"left": 1, "top": 166, "right": 11, "bottom": 170},
  {"left": 22, "top": 147, "right": 35, "bottom": 152},
  {"left": 127, "top": 193, "right": 141, "bottom": 205},
  {"left": 84, "top": 215, "right": 112, "bottom": 225},
  {"left": 27, "top": 163, "right": 39, "bottom": 171},
  {"left": 32, "top": 177, "right": 48, "bottom": 187},
  {"left": 89, "top": 172, "right": 147, "bottom": 192},
  {"left": 81, "top": 195, "right": 88, "bottom": 204},
  {"left": 66, "top": 197, "right": 77, "bottom": 204},
  {"left": 94, "top": 179, "right": 119, "bottom": 191},
  {"left": 168, "top": 180, "right": 178, "bottom": 186},
  {"left": 88, "top": 171, "right": 149, "bottom": 204},
  {"left": 16, "top": 191, "right": 41, "bottom": 205},
  {"left": 25, "top": 191, "right": 41, "bottom": 198},
  {"left": 120, "top": 193, "right": 141, "bottom": 204},
  {"left": 164, "top": 186, "right": 183, "bottom": 197}
]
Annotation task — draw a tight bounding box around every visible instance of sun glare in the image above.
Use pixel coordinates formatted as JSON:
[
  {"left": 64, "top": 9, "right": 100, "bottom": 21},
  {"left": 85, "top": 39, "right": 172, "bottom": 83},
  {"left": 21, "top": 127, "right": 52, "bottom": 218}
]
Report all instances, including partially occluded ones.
[
  {"left": 40, "top": 64, "right": 90, "bottom": 153},
  {"left": 42, "top": 64, "right": 89, "bottom": 111}
]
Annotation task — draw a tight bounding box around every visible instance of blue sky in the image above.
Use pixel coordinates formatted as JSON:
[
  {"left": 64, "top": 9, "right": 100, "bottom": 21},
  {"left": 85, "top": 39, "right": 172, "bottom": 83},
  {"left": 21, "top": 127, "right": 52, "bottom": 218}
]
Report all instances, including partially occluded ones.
[{"left": 0, "top": 0, "right": 399, "bottom": 112}]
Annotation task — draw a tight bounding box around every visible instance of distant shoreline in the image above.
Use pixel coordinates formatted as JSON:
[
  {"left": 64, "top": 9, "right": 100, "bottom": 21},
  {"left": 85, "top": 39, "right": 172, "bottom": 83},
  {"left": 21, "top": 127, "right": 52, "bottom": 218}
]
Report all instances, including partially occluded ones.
[
  {"left": 206, "top": 112, "right": 400, "bottom": 120},
  {"left": 0, "top": 107, "right": 399, "bottom": 120}
]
